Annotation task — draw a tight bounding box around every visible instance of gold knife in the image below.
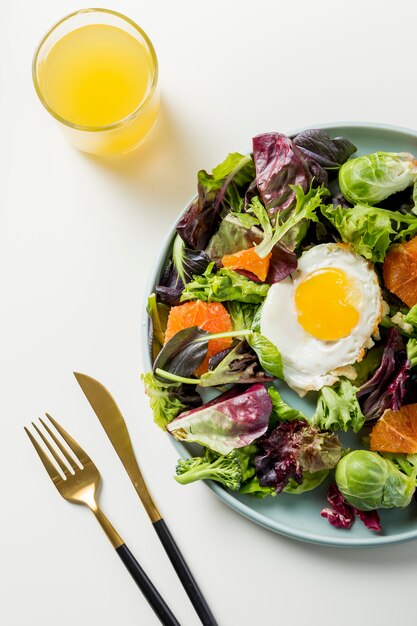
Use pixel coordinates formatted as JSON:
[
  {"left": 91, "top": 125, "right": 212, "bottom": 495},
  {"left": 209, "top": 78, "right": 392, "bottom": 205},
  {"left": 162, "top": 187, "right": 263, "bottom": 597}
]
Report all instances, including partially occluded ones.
[{"left": 74, "top": 372, "right": 217, "bottom": 626}]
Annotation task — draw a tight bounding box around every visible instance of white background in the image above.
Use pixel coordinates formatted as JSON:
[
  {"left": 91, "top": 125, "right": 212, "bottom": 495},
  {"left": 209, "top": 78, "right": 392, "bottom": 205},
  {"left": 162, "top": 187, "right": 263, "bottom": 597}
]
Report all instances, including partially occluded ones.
[{"left": 2, "top": 1, "right": 417, "bottom": 624}]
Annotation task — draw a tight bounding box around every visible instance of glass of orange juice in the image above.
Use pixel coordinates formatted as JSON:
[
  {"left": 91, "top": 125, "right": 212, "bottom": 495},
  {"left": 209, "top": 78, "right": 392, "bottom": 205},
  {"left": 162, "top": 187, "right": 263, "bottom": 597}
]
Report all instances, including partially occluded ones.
[{"left": 33, "top": 9, "right": 159, "bottom": 156}]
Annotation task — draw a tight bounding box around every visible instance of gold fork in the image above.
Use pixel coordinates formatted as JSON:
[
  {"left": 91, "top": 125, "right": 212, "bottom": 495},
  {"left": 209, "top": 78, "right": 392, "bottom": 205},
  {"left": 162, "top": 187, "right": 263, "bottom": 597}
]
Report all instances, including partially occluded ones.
[{"left": 25, "top": 414, "right": 180, "bottom": 626}]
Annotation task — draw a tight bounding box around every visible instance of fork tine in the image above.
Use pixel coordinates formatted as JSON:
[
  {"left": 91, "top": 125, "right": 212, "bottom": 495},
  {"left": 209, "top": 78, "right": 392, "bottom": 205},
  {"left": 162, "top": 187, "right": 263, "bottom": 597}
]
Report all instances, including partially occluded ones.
[
  {"left": 32, "top": 421, "right": 72, "bottom": 476},
  {"left": 39, "top": 417, "right": 80, "bottom": 472},
  {"left": 24, "top": 426, "right": 62, "bottom": 486},
  {"left": 45, "top": 413, "right": 91, "bottom": 467}
]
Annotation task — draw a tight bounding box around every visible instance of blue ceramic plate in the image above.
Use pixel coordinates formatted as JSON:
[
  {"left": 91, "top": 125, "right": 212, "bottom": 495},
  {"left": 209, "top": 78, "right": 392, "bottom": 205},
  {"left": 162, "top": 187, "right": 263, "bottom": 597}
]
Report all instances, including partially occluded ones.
[{"left": 142, "top": 122, "right": 417, "bottom": 547}]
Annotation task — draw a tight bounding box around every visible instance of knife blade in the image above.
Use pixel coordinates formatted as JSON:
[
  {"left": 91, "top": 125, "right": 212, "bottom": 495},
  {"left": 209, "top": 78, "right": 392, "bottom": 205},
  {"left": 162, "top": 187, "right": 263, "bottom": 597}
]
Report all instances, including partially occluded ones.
[
  {"left": 74, "top": 371, "right": 218, "bottom": 626},
  {"left": 73, "top": 372, "right": 161, "bottom": 522}
]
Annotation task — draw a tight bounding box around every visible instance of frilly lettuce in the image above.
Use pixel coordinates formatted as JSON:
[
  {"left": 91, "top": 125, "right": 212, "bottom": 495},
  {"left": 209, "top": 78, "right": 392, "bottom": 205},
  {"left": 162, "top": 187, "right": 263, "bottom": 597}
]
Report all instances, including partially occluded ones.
[
  {"left": 321, "top": 202, "right": 417, "bottom": 262},
  {"left": 252, "top": 185, "right": 329, "bottom": 258},
  {"left": 310, "top": 378, "right": 364, "bottom": 433},
  {"left": 181, "top": 263, "right": 270, "bottom": 304}
]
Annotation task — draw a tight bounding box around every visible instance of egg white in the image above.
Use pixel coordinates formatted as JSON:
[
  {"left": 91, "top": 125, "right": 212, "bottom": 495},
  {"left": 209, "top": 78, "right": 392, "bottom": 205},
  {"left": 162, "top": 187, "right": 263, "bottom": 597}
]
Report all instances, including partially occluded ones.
[{"left": 260, "top": 243, "right": 382, "bottom": 396}]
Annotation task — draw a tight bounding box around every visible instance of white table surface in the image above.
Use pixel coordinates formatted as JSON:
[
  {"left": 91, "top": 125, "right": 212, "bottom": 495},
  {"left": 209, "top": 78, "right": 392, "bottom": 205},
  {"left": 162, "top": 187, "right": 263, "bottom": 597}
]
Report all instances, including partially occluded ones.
[{"left": 3, "top": 1, "right": 417, "bottom": 624}]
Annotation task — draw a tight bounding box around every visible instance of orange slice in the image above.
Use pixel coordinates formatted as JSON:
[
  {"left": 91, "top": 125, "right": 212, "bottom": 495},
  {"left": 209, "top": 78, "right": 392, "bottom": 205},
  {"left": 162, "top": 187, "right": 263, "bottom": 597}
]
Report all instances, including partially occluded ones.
[
  {"left": 370, "top": 404, "right": 417, "bottom": 454},
  {"left": 383, "top": 236, "right": 417, "bottom": 307},
  {"left": 164, "top": 300, "right": 233, "bottom": 375},
  {"left": 222, "top": 247, "right": 271, "bottom": 282}
]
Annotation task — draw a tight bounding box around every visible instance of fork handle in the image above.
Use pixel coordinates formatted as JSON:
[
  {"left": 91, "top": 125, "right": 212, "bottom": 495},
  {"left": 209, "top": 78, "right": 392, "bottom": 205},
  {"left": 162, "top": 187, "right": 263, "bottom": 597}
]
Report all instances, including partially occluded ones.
[
  {"left": 116, "top": 543, "right": 181, "bottom": 626},
  {"left": 153, "top": 519, "right": 218, "bottom": 626}
]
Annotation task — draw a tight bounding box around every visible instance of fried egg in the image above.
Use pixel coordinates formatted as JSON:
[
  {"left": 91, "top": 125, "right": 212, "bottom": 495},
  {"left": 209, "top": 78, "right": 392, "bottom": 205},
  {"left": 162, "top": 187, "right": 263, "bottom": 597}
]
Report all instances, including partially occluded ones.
[{"left": 260, "top": 243, "right": 382, "bottom": 396}]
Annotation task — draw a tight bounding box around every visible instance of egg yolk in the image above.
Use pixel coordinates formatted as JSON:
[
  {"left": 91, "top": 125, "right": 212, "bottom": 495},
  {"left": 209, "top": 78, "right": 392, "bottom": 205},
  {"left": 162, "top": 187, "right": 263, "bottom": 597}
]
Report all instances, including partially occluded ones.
[{"left": 294, "top": 268, "right": 360, "bottom": 341}]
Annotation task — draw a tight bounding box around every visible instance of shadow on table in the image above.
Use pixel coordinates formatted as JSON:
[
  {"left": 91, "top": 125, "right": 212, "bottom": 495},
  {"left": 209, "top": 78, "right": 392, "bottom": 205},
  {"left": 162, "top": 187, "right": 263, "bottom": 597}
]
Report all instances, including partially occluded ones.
[{"left": 82, "top": 97, "right": 200, "bottom": 217}]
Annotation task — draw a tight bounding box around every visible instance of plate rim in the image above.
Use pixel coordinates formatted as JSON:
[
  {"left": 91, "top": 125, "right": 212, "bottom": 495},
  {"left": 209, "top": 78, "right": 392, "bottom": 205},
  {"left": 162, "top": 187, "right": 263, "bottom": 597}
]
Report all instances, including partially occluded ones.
[{"left": 141, "top": 121, "right": 417, "bottom": 547}]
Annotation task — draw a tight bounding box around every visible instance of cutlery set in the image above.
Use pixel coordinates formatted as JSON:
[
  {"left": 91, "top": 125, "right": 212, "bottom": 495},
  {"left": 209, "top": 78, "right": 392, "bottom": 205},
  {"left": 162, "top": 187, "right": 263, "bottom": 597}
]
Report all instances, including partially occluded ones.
[{"left": 25, "top": 373, "right": 217, "bottom": 626}]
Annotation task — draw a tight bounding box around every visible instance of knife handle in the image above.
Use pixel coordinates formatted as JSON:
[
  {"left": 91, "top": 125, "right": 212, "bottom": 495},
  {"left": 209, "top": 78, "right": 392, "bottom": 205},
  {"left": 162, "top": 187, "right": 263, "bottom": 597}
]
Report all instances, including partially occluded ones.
[
  {"left": 153, "top": 518, "right": 218, "bottom": 626},
  {"left": 116, "top": 543, "right": 181, "bottom": 626}
]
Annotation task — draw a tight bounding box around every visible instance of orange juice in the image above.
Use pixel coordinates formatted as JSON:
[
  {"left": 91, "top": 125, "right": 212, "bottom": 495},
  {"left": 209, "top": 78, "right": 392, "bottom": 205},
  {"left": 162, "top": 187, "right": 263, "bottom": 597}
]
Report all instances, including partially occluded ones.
[{"left": 34, "top": 11, "right": 159, "bottom": 155}]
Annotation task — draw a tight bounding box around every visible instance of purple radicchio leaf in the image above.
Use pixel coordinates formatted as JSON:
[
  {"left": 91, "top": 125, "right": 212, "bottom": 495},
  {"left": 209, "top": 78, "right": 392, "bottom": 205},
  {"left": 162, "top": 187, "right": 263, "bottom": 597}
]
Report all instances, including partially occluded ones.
[
  {"left": 321, "top": 483, "right": 355, "bottom": 529},
  {"left": 176, "top": 182, "right": 219, "bottom": 250},
  {"left": 267, "top": 243, "right": 297, "bottom": 283},
  {"left": 233, "top": 269, "right": 262, "bottom": 283},
  {"left": 177, "top": 154, "right": 255, "bottom": 250},
  {"left": 155, "top": 260, "right": 184, "bottom": 306},
  {"left": 153, "top": 327, "right": 209, "bottom": 379},
  {"left": 354, "top": 508, "right": 382, "bottom": 532},
  {"left": 331, "top": 191, "right": 352, "bottom": 209},
  {"left": 302, "top": 154, "right": 328, "bottom": 187},
  {"left": 156, "top": 248, "right": 211, "bottom": 306},
  {"left": 357, "top": 328, "right": 411, "bottom": 422},
  {"left": 321, "top": 484, "right": 381, "bottom": 531},
  {"left": 252, "top": 132, "right": 311, "bottom": 217},
  {"left": 167, "top": 383, "right": 272, "bottom": 455},
  {"left": 293, "top": 129, "right": 357, "bottom": 169}
]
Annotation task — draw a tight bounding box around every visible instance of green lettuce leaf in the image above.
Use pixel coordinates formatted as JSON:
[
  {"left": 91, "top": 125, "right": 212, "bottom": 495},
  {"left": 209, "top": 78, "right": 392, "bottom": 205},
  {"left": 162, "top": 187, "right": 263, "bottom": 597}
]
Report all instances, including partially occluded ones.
[
  {"left": 181, "top": 263, "right": 270, "bottom": 304},
  {"left": 353, "top": 345, "right": 384, "bottom": 386},
  {"left": 310, "top": 378, "right": 365, "bottom": 433},
  {"left": 198, "top": 153, "right": 255, "bottom": 214},
  {"left": 246, "top": 332, "right": 283, "bottom": 379},
  {"left": 407, "top": 338, "right": 417, "bottom": 368},
  {"left": 227, "top": 301, "right": 260, "bottom": 332},
  {"left": 239, "top": 476, "right": 275, "bottom": 498},
  {"left": 229, "top": 212, "right": 260, "bottom": 229},
  {"left": 205, "top": 215, "right": 254, "bottom": 263},
  {"left": 268, "top": 386, "right": 306, "bottom": 424},
  {"left": 284, "top": 470, "right": 328, "bottom": 494},
  {"left": 404, "top": 304, "right": 417, "bottom": 327},
  {"left": 142, "top": 372, "right": 187, "bottom": 430},
  {"left": 321, "top": 203, "right": 417, "bottom": 262},
  {"left": 146, "top": 294, "right": 169, "bottom": 362}
]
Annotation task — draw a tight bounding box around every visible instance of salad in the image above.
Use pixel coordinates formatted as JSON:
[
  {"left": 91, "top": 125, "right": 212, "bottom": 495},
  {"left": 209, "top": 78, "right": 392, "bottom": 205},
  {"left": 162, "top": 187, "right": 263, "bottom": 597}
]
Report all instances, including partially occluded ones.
[{"left": 143, "top": 129, "right": 417, "bottom": 532}]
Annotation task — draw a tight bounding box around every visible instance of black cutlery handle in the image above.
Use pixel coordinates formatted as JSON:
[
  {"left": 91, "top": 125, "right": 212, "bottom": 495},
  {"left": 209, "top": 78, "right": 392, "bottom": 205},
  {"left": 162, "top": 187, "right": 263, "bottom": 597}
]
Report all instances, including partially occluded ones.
[
  {"left": 153, "top": 518, "right": 218, "bottom": 626},
  {"left": 116, "top": 543, "right": 181, "bottom": 626}
]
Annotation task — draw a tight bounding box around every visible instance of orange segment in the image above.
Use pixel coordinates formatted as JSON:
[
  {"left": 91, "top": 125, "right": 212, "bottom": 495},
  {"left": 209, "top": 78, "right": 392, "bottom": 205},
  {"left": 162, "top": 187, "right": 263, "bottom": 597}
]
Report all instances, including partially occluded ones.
[
  {"left": 221, "top": 247, "right": 272, "bottom": 282},
  {"left": 383, "top": 236, "right": 417, "bottom": 307},
  {"left": 370, "top": 404, "right": 417, "bottom": 453},
  {"left": 164, "top": 301, "right": 233, "bottom": 375}
]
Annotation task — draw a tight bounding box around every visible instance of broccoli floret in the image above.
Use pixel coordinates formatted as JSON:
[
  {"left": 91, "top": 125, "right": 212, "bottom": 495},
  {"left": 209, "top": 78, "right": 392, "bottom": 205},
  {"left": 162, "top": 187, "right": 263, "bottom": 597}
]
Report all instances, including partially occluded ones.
[
  {"left": 175, "top": 445, "right": 258, "bottom": 491},
  {"left": 175, "top": 451, "right": 243, "bottom": 491}
]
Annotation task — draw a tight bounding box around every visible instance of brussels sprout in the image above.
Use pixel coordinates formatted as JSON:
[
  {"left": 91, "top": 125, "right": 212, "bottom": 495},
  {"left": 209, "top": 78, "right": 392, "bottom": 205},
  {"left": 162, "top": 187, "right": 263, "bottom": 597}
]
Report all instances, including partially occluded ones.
[
  {"left": 339, "top": 152, "right": 417, "bottom": 206},
  {"left": 335, "top": 450, "right": 416, "bottom": 511}
]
